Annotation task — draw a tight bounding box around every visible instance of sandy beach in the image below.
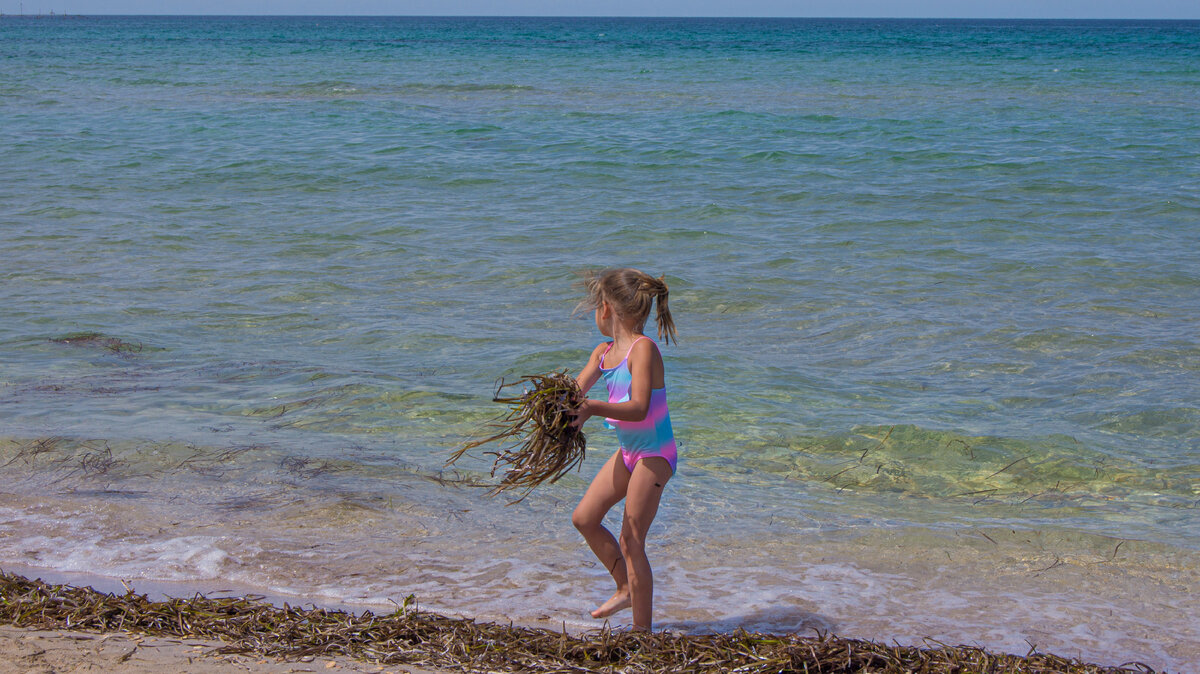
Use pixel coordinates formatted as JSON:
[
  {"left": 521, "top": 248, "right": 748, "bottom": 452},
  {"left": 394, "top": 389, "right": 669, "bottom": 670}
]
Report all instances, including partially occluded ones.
[
  {"left": 1, "top": 569, "right": 1158, "bottom": 674},
  {"left": 0, "top": 626, "right": 453, "bottom": 674}
]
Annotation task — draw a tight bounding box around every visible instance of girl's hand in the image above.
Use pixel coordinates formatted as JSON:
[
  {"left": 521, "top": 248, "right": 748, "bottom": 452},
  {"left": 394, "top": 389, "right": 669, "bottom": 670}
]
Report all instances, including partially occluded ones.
[{"left": 571, "top": 399, "right": 594, "bottom": 429}]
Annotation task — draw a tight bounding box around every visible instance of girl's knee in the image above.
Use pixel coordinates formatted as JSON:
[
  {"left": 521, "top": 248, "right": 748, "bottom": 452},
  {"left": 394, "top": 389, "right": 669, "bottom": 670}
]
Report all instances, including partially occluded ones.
[
  {"left": 572, "top": 506, "right": 599, "bottom": 532},
  {"left": 618, "top": 528, "right": 646, "bottom": 557}
]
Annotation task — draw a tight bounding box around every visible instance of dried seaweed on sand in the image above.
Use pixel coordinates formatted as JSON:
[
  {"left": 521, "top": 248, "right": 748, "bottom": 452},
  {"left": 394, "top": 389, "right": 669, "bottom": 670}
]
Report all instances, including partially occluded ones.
[
  {"left": 0, "top": 572, "right": 1156, "bottom": 673},
  {"left": 448, "top": 371, "right": 586, "bottom": 501}
]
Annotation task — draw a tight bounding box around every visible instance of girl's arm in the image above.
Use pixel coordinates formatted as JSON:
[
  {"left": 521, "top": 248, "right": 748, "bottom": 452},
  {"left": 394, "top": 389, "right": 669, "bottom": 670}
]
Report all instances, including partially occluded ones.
[
  {"left": 573, "top": 339, "right": 660, "bottom": 427},
  {"left": 574, "top": 342, "right": 608, "bottom": 395}
]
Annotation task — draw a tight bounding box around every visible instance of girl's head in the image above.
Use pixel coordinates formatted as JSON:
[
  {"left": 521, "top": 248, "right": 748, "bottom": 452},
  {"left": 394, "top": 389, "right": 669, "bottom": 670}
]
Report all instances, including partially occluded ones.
[{"left": 577, "top": 268, "right": 677, "bottom": 345}]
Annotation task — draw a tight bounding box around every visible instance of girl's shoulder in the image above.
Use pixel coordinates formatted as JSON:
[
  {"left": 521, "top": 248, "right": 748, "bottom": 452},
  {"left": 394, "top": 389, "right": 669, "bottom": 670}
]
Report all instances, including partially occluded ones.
[
  {"left": 588, "top": 341, "right": 613, "bottom": 361},
  {"left": 626, "top": 336, "right": 666, "bottom": 386},
  {"left": 628, "top": 336, "right": 663, "bottom": 362}
]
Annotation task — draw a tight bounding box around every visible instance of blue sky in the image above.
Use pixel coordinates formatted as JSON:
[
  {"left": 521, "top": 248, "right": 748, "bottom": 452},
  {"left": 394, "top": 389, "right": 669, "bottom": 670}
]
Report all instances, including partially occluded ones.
[{"left": 3, "top": 0, "right": 1197, "bottom": 18}]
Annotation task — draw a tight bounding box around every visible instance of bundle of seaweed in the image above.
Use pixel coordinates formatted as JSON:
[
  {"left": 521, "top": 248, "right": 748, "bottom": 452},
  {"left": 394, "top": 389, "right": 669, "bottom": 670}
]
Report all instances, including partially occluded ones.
[
  {"left": 448, "top": 371, "right": 586, "bottom": 501},
  {"left": 0, "top": 571, "right": 1154, "bottom": 673}
]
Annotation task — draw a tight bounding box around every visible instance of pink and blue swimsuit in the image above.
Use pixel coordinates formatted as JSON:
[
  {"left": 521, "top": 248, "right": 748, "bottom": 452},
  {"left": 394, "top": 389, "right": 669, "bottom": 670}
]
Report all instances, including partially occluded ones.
[{"left": 599, "top": 336, "right": 678, "bottom": 474}]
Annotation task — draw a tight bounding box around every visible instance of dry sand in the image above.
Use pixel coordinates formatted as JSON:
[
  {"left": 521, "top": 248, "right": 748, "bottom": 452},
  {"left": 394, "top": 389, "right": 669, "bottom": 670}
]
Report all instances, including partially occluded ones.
[{"left": 0, "top": 625, "right": 456, "bottom": 674}]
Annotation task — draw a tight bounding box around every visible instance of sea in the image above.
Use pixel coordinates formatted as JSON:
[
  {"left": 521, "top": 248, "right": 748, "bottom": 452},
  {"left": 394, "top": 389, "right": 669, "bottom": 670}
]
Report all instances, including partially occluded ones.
[{"left": 1, "top": 15, "right": 1198, "bottom": 671}]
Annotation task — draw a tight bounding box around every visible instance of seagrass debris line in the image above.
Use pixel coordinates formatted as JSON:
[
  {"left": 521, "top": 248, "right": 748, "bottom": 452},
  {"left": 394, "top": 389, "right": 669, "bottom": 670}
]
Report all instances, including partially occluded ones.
[
  {"left": 0, "top": 572, "right": 1155, "bottom": 673},
  {"left": 447, "top": 371, "right": 587, "bottom": 502}
]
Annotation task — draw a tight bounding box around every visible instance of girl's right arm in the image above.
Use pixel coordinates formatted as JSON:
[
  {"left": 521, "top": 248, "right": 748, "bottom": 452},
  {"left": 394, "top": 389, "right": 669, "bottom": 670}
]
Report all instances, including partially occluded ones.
[
  {"left": 571, "top": 342, "right": 610, "bottom": 430},
  {"left": 575, "top": 341, "right": 608, "bottom": 395}
]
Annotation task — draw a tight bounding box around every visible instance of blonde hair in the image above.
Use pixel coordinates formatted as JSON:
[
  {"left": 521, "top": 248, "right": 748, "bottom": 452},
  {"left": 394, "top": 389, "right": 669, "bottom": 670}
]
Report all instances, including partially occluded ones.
[{"left": 577, "top": 268, "right": 677, "bottom": 345}]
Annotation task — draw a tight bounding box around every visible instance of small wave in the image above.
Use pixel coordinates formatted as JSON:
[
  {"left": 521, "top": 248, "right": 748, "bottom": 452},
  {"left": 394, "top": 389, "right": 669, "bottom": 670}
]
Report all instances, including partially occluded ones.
[
  {"left": 692, "top": 203, "right": 743, "bottom": 218},
  {"left": 751, "top": 149, "right": 827, "bottom": 163},
  {"left": 18, "top": 205, "right": 101, "bottom": 218},
  {"left": 370, "top": 145, "right": 411, "bottom": 155},
  {"left": 708, "top": 109, "right": 773, "bottom": 120},
  {"left": 636, "top": 147, "right": 704, "bottom": 160},
  {"left": 441, "top": 176, "right": 502, "bottom": 186},
  {"left": 400, "top": 82, "right": 536, "bottom": 93},
  {"left": 107, "top": 77, "right": 176, "bottom": 86},
  {"left": 450, "top": 125, "right": 502, "bottom": 135},
  {"left": 252, "top": 80, "right": 364, "bottom": 100},
  {"left": 741, "top": 150, "right": 801, "bottom": 162},
  {"left": 17, "top": 533, "right": 236, "bottom": 581},
  {"left": 773, "top": 190, "right": 814, "bottom": 202}
]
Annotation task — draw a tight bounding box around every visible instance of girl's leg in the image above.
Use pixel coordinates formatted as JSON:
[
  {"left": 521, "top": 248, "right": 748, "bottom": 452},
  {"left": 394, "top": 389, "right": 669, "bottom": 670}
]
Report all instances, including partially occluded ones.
[
  {"left": 571, "top": 449, "right": 632, "bottom": 618},
  {"left": 619, "top": 456, "right": 672, "bottom": 631}
]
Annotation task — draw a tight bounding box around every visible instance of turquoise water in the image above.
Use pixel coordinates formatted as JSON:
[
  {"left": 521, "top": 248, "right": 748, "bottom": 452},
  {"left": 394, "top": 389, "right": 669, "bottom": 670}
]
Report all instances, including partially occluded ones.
[{"left": 2, "top": 16, "right": 1199, "bottom": 669}]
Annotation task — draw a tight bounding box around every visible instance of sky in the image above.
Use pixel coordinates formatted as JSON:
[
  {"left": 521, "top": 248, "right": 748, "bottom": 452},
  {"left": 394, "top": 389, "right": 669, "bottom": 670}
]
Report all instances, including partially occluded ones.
[{"left": 2, "top": 0, "right": 1197, "bottom": 19}]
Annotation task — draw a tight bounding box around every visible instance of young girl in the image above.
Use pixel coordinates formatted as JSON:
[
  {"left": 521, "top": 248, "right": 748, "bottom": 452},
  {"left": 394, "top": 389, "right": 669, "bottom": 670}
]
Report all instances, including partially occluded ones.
[{"left": 569, "top": 268, "right": 678, "bottom": 632}]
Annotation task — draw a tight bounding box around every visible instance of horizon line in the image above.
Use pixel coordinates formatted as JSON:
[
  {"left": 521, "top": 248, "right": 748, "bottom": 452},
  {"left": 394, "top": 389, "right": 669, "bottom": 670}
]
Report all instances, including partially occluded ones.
[{"left": 3, "top": 13, "right": 1199, "bottom": 20}]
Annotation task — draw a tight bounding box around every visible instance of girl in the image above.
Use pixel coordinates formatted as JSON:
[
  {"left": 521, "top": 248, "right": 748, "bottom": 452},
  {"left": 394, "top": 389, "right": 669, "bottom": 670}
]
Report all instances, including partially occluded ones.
[{"left": 570, "top": 268, "right": 678, "bottom": 632}]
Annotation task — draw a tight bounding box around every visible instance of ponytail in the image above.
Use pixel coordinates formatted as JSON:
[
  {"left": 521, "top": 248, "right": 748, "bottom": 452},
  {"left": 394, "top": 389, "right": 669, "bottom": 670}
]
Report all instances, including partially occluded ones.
[{"left": 639, "top": 274, "right": 676, "bottom": 345}]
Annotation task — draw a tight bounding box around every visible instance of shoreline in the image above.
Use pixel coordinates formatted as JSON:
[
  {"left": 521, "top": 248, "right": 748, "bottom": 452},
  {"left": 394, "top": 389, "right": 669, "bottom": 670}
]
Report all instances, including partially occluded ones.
[
  {"left": 0, "top": 562, "right": 391, "bottom": 619},
  {"left": 0, "top": 569, "right": 1157, "bottom": 673},
  {"left": 0, "top": 561, "right": 577, "bottom": 636}
]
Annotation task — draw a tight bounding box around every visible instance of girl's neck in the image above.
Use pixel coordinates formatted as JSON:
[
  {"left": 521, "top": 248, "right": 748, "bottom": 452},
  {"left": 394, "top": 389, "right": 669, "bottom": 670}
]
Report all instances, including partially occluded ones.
[
  {"left": 603, "top": 327, "right": 645, "bottom": 369},
  {"left": 608, "top": 322, "right": 644, "bottom": 349}
]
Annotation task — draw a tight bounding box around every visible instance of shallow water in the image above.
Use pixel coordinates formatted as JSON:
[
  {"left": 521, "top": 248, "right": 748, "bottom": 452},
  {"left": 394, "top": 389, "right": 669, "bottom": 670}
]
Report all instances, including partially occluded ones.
[{"left": 2, "top": 15, "right": 1199, "bottom": 671}]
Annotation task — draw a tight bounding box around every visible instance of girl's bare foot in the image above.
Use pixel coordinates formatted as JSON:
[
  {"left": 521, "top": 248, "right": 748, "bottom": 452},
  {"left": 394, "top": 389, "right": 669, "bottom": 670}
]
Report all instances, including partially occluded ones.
[{"left": 590, "top": 591, "right": 631, "bottom": 618}]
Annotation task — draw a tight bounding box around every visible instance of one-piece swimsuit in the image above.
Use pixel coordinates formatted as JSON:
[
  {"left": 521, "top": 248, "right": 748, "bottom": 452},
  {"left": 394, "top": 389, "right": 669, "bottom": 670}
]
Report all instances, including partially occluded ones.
[{"left": 599, "top": 335, "right": 678, "bottom": 474}]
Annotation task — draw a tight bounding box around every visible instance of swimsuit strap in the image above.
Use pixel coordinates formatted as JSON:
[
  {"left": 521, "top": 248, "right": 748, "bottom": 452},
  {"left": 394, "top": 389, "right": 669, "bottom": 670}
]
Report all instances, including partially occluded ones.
[
  {"left": 600, "top": 335, "right": 649, "bottom": 369},
  {"left": 599, "top": 341, "right": 615, "bottom": 369},
  {"left": 621, "top": 335, "right": 649, "bottom": 363}
]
